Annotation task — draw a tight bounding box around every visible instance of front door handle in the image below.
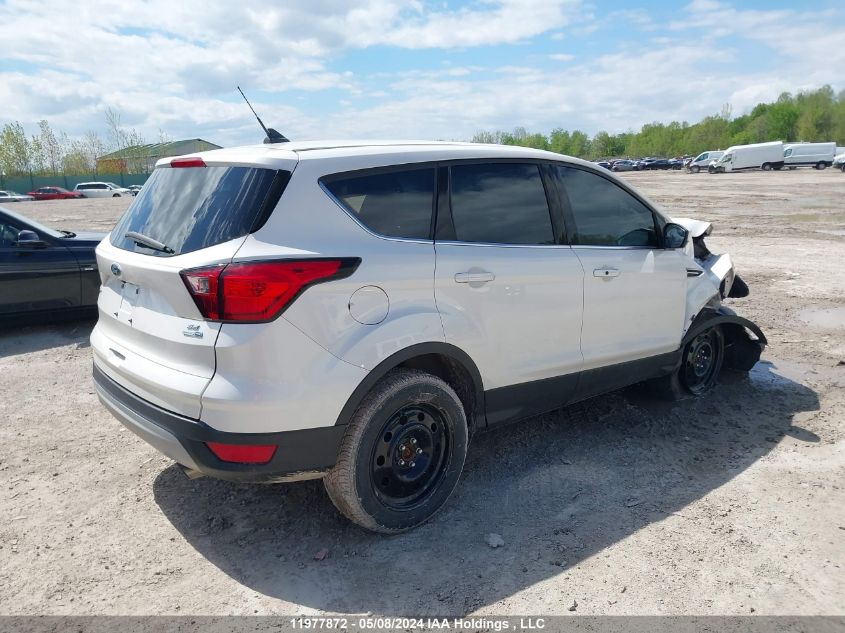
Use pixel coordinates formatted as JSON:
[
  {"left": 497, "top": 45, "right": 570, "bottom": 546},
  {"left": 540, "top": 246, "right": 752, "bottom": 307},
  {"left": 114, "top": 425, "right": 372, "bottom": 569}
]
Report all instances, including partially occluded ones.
[
  {"left": 455, "top": 271, "right": 495, "bottom": 284},
  {"left": 593, "top": 267, "right": 620, "bottom": 278}
]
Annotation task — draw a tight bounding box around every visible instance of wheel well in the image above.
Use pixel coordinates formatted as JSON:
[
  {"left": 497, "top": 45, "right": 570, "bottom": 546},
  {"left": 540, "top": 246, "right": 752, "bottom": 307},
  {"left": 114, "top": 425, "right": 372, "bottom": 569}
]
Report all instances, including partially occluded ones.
[{"left": 397, "top": 353, "right": 478, "bottom": 430}]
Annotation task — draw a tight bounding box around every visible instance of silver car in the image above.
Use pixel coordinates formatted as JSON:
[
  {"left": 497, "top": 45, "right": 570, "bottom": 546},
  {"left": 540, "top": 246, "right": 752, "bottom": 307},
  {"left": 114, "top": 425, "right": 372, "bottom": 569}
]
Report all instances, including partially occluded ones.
[{"left": 0, "top": 190, "right": 35, "bottom": 202}]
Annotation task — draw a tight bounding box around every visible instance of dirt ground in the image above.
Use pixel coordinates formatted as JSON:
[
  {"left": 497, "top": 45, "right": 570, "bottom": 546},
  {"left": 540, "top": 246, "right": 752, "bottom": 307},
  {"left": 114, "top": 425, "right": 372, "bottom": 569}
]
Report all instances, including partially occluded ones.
[{"left": 0, "top": 169, "right": 843, "bottom": 616}]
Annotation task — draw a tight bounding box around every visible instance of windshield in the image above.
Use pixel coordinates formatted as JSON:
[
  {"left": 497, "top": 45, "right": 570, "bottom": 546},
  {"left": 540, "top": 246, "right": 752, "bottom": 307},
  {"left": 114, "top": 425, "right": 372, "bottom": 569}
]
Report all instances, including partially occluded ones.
[
  {"left": 784, "top": 149, "right": 793, "bottom": 157},
  {"left": 110, "top": 165, "right": 288, "bottom": 257},
  {"left": 106, "top": 182, "right": 121, "bottom": 189},
  {"left": 695, "top": 153, "right": 707, "bottom": 161},
  {"left": 0, "top": 206, "right": 64, "bottom": 238}
]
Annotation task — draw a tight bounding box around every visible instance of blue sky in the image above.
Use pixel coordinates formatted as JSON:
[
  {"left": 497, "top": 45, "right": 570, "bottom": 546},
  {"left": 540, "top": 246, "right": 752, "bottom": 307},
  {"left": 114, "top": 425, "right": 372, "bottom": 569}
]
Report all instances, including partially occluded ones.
[{"left": 1, "top": 0, "right": 843, "bottom": 147}]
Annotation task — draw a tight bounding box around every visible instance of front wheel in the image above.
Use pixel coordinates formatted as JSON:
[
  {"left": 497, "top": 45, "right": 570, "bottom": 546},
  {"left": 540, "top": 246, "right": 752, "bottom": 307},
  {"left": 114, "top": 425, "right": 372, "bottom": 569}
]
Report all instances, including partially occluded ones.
[
  {"left": 680, "top": 327, "right": 725, "bottom": 395},
  {"left": 816, "top": 162, "right": 827, "bottom": 170},
  {"left": 324, "top": 369, "right": 468, "bottom": 533},
  {"left": 647, "top": 326, "right": 725, "bottom": 399}
]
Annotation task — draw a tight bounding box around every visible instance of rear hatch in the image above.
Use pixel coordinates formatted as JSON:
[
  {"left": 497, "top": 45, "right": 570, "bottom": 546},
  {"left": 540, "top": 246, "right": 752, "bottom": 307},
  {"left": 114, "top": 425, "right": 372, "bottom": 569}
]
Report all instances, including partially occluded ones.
[{"left": 92, "top": 154, "right": 295, "bottom": 418}]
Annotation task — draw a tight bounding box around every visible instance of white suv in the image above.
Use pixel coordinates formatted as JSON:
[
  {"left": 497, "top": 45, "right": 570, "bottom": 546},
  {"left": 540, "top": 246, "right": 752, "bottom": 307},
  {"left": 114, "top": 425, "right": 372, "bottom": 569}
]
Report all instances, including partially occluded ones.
[
  {"left": 91, "top": 141, "right": 766, "bottom": 532},
  {"left": 74, "top": 182, "right": 134, "bottom": 198}
]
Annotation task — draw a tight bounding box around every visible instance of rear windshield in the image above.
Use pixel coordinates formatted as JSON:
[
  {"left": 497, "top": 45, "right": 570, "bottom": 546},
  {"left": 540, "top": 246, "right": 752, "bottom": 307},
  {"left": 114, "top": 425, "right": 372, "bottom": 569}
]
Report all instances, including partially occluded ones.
[{"left": 110, "top": 166, "right": 287, "bottom": 257}]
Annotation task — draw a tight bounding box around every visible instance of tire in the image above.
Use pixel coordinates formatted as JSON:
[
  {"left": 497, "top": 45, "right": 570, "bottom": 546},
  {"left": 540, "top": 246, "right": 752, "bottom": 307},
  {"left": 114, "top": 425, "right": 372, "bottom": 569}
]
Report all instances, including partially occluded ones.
[
  {"left": 708, "top": 165, "right": 716, "bottom": 174},
  {"left": 324, "top": 369, "right": 469, "bottom": 533},
  {"left": 648, "top": 326, "right": 725, "bottom": 399},
  {"left": 816, "top": 162, "right": 827, "bottom": 170},
  {"left": 112, "top": 193, "right": 120, "bottom": 197},
  {"left": 841, "top": 164, "right": 845, "bottom": 173},
  {"left": 761, "top": 163, "right": 772, "bottom": 171},
  {"left": 691, "top": 165, "right": 700, "bottom": 174}
]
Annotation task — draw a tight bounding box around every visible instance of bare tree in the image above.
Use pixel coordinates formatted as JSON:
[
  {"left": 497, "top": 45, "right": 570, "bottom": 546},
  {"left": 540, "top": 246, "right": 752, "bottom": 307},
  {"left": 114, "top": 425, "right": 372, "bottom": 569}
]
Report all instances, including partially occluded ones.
[{"left": 38, "top": 120, "right": 65, "bottom": 175}]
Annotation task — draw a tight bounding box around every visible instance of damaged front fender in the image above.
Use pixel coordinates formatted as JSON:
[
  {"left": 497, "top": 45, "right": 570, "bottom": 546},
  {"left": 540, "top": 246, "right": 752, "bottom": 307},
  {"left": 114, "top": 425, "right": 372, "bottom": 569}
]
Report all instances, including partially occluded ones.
[{"left": 684, "top": 307, "right": 767, "bottom": 372}]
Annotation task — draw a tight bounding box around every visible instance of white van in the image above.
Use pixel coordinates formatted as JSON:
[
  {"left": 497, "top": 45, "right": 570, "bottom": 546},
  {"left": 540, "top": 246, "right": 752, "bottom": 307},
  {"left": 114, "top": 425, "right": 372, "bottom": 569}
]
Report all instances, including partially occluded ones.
[
  {"left": 708, "top": 141, "right": 784, "bottom": 173},
  {"left": 783, "top": 142, "right": 836, "bottom": 169},
  {"left": 686, "top": 150, "right": 723, "bottom": 173},
  {"left": 74, "top": 182, "right": 134, "bottom": 198}
]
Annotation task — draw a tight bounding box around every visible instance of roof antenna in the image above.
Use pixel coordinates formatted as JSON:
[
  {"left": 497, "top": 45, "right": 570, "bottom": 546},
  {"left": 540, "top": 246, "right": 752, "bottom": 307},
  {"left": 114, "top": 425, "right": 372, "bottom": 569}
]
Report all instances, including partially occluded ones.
[{"left": 237, "top": 86, "right": 289, "bottom": 144}]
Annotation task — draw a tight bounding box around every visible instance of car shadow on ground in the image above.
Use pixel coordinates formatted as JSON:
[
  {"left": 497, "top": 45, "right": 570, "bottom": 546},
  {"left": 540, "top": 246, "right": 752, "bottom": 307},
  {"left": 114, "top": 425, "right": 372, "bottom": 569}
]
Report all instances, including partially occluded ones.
[
  {"left": 153, "top": 361, "right": 819, "bottom": 614},
  {"left": 0, "top": 316, "right": 95, "bottom": 358}
]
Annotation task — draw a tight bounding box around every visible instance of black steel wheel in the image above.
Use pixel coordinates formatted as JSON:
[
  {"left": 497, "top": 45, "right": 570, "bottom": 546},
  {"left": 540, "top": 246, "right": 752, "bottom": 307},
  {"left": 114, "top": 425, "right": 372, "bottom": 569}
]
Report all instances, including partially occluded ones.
[
  {"left": 324, "top": 369, "right": 468, "bottom": 533},
  {"left": 370, "top": 404, "right": 449, "bottom": 510},
  {"left": 680, "top": 327, "right": 724, "bottom": 395}
]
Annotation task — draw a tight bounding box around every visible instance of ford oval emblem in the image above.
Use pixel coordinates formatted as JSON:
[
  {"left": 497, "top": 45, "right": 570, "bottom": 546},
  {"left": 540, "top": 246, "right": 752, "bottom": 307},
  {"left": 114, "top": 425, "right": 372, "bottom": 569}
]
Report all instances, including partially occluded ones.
[{"left": 110, "top": 263, "right": 122, "bottom": 277}]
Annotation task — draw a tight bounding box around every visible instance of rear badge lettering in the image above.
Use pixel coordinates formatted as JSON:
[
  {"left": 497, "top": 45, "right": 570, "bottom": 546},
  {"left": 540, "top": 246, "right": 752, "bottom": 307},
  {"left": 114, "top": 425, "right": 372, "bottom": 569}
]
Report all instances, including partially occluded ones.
[{"left": 183, "top": 324, "right": 203, "bottom": 339}]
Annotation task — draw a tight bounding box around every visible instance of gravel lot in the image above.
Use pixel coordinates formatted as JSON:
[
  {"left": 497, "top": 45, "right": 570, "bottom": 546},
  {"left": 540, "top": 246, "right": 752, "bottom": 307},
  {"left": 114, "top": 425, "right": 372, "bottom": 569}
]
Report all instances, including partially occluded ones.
[{"left": 1, "top": 169, "right": 843, "bottom": 616}]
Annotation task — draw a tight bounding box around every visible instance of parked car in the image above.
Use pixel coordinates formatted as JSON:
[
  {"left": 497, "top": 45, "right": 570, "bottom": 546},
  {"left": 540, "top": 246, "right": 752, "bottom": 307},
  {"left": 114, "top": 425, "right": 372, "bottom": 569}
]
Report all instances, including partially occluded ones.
[
  {"left": 0, "top": 190, "right": 34, "bottom": 202},
  {"left": 73, "top": 182, "right": 134, "bottom": 198},
  {"left": 668, "top": 158, "right": 685, "bottom": 170},
  {"left": 0, "top": 205, "right": 105, "bottom": 321},
  {"left": 640, "top": 158, "right": 672, "bottom": 170},
  {"left": 611, "top": 159, "right": 636, "bottom": 172},
  {"left": 26, "top": 186, "right": 84, "bottom": 200},
  {"left": 708, "top": 141, "right": 784, "bottom": 173},
  {"left": 594, "top": 160, "right": 612, "bottom": 170},
  {"left": 833, "top": 152, "right": 845, "bottom": 172},
  {"left": 128, "top": 185, "right": 143, "bottom": 196},
  {"left": 783, "top": 142, "right": 836, "bottom": 170},
  {"left": 91, "top": 141, "right": 765, "bottom": 533},
  {"left": 685, "top": 151, "right": 724, "bottom": 173}
]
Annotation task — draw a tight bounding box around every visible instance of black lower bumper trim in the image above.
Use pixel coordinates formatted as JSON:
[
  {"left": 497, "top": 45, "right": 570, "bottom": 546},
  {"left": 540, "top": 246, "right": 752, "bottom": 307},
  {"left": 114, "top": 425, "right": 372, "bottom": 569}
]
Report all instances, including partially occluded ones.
[{"left": 93, "top": 364, "right": 345, "bottom": 482}]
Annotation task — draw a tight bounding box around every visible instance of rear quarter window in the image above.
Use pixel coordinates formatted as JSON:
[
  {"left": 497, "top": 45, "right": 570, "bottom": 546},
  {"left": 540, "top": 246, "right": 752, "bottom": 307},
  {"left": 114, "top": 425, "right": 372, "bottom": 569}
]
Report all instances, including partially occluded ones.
[
  {"left": 110, "top": 166, "right": 288, "bottom": 257},
  {"left": 321, "top": 167, "right": 436, "bottom": 240}
]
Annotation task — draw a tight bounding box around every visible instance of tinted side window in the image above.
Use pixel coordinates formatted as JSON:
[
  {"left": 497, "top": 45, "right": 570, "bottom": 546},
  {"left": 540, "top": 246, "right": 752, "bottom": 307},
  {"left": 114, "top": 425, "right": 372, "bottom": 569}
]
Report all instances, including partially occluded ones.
[
  {"left": 323, "top": 168, "right": 435, "bottom": 240},
  {"left": 449, "top": 163, "right": 554, "bottom": 245},
  {"left": 555, "top": 166, "right": 658, "bottom": 247},
  {"left": 0, "top": 220, "right": 21, "bottom": 248}
]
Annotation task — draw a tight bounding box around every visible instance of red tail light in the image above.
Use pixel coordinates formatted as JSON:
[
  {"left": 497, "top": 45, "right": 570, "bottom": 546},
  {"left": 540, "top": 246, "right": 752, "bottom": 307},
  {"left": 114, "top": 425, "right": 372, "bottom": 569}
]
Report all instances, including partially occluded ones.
[
  {"left": 180, "top": 258, "right": 359, "bottom": 323},
  {"left": 170, "top": 157, "right": 206, "bottom": 168},
  {"left": 206, "top": 442, "right": 277, "bottom": 464}
]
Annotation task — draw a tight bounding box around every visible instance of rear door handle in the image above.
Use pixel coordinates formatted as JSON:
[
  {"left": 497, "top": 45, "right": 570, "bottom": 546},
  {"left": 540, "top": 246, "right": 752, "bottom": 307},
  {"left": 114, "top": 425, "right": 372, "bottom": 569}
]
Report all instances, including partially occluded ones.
[
  {"left": 593, "top": 267, "right": 620, "bottom": 278},
  {"left": 455, "top": 271, "right": 495, "bottom": 284}
]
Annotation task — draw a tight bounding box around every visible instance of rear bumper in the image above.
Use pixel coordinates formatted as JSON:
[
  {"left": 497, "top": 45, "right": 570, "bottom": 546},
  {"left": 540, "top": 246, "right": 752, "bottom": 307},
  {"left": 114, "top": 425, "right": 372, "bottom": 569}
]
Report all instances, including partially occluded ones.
[{"left": 93, "top": 364, "right": 345, "bottom": 483}]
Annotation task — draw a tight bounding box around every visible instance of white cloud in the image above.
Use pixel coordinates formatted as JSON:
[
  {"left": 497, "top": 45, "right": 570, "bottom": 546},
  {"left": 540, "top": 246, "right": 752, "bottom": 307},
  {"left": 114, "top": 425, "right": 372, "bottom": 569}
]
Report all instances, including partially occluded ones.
[{"left": 0, "top": 0, "right": 842, "bottom": 147}]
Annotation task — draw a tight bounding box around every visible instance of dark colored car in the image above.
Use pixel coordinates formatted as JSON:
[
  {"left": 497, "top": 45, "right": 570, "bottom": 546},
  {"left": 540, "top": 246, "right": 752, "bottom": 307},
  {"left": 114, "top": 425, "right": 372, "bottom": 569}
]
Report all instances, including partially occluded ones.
[
  {"left": 0, "top": 206, "right": 105, "bottom": 321},
  {"left": 668, "top": 158, "right": 685, "bottom": 170},
  {"left": 26, "top": 186, "right": 85, "bottom": 200},
  {"left": 640, "top": 158, "right": 672, "bottom": 170}
]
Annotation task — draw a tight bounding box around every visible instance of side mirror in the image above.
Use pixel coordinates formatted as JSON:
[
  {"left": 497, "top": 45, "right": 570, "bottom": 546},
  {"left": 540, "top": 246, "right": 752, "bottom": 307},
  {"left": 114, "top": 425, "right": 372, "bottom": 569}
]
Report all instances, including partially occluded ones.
[
  {"left": 15, "top": 230, "right": 48, "bottom": 249},
  {"left": 663, "top": 223, "right": 688, "bottom": 249}
]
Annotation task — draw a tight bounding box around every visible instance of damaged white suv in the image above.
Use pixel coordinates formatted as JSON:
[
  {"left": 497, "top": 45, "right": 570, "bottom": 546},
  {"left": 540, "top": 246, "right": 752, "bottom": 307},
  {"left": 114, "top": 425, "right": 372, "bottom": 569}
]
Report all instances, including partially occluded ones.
[{"left": 92, "top": 141, "right": 766, "bottom": 533}]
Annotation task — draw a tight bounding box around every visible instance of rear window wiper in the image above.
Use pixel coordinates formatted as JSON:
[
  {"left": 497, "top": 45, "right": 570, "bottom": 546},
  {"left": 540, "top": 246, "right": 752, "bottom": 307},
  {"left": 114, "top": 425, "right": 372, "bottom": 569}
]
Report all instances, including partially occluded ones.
[{"left": 125, "top": 231, "right": 174, "bottom": 254}]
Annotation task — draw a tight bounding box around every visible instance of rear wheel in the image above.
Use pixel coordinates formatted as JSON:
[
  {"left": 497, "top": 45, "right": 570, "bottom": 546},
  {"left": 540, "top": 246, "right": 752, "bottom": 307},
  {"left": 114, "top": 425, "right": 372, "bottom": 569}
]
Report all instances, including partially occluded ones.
[
  {"left": 324, "top": 369, "right": 468, "bottom": 533},
  {"left": 762, "top": 163, "right": 772, "bottom": 171},
  {"left": 816, "top": 162, "right": 827, "bottom": 170},
  {"left": 691, "top": 165, "right": 700, "bottom": 173}
]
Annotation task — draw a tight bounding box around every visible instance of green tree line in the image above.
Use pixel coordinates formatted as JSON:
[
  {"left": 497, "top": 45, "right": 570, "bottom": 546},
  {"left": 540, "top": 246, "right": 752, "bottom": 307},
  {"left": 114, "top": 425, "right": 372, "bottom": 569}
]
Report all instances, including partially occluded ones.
[
  {"left": 472, "top": 86, "right": 845, "bottom": 159},
  {"left": 0, "top": 109, "right": 168, "bottom": 178}
]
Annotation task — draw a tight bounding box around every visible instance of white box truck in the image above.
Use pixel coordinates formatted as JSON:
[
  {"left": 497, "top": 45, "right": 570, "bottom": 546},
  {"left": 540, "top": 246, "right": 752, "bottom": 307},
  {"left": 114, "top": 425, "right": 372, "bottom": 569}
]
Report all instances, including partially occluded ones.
[
  {"left": 708, "top": 141, "right": 784, "bottom": 173},
  {"left": 686, "top": 150, "right": 724, "bottom": 173},
  {"left": 783, "top": 142, "right": 836, "bottom": 169}
]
